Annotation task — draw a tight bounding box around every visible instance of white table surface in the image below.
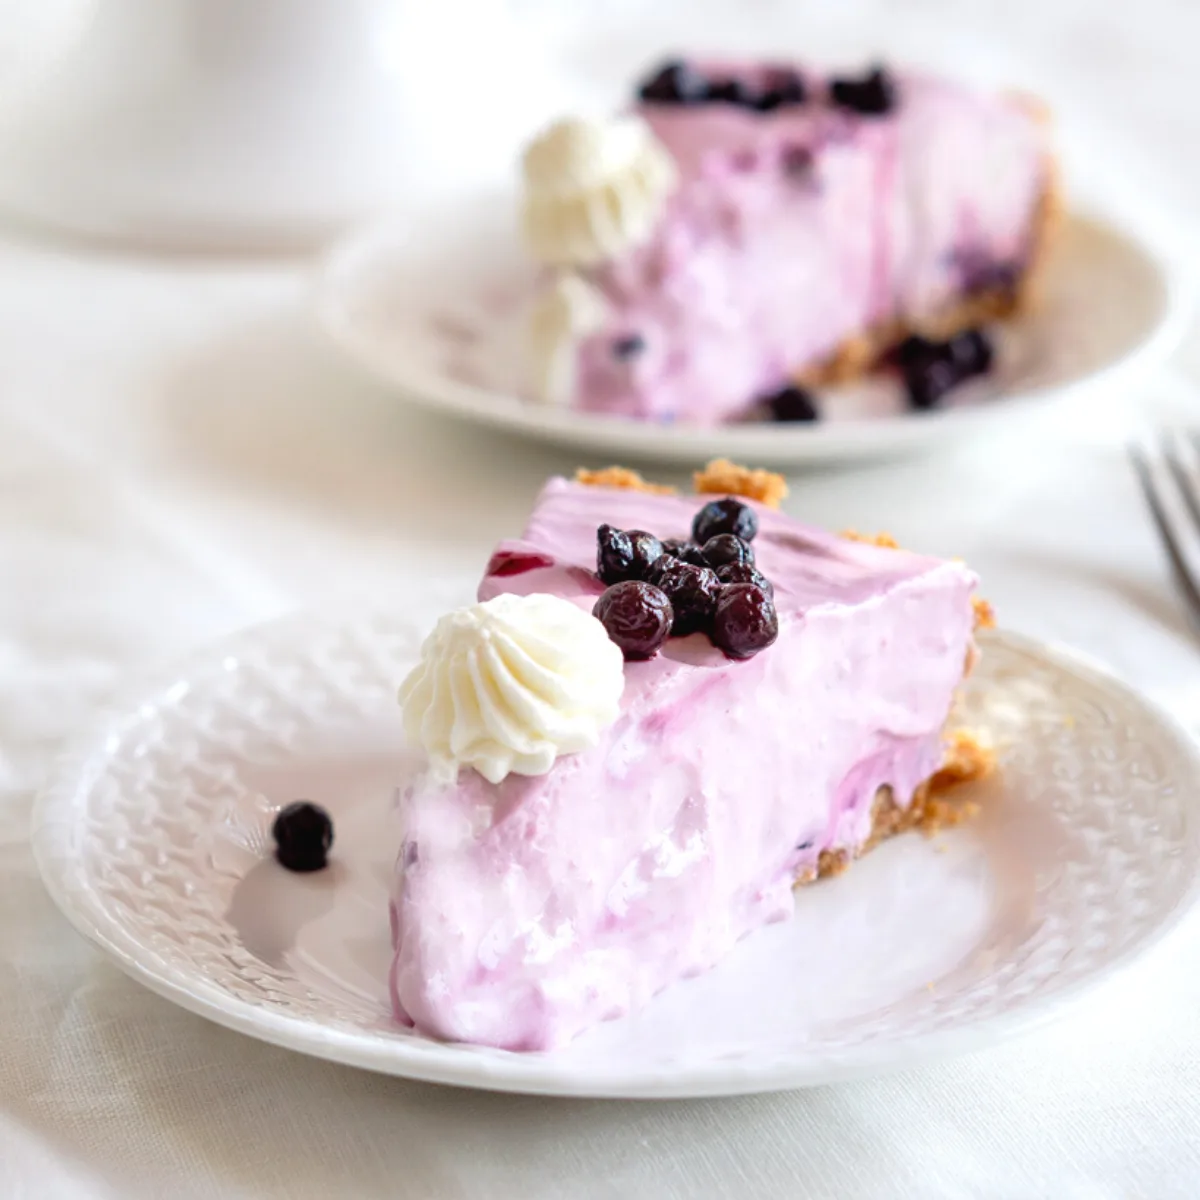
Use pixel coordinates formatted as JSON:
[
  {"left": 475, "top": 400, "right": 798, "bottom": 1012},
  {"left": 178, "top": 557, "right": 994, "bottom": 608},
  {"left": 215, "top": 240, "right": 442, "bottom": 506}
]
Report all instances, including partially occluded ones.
[{"left": 4, "top": 1, "right": 1200, "bottom": 1197}]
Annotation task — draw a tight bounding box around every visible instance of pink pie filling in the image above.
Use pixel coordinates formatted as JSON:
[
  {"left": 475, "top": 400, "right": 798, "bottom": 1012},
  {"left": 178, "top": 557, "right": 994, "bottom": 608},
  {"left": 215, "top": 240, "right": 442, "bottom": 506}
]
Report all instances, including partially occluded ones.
[
  {"left": 561, "top": 65, "right": 1050, "bottom": 424},
  {"left": 390, "top": 480, "right": 979, "bottom": 1050}
]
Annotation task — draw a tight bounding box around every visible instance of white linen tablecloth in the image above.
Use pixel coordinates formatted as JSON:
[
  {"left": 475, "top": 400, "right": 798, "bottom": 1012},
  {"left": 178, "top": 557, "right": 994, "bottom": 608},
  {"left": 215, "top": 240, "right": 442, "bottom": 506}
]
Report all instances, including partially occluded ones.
[{"left": 4, "top": 1, "right": 1200, "bottom": 1196}]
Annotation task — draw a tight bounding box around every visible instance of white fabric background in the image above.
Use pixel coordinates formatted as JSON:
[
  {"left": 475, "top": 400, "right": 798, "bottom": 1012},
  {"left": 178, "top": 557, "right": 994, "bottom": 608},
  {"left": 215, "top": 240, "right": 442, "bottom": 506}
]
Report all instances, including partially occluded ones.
[{"left": 2, "top": 1, "right": 1200, "bottom": 1196}]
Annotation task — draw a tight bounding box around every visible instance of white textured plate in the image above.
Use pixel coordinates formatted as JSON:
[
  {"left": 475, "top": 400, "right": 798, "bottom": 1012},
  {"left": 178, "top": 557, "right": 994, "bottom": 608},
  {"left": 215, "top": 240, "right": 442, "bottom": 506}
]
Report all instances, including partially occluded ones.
[
  {"left": 32, "top": 613, "right": 1200, "bottom": 1098},
  {"left": 315, "top": 198, "right": 1187, "bottom": 465}
]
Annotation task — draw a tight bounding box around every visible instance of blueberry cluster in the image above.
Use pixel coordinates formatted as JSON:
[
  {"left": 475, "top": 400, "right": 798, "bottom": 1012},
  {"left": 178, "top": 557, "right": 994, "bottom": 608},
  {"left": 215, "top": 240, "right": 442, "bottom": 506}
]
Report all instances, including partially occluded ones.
[
  {"left": 593, "top": 498, "right": 779, "bottom": 662},
  {"left": 637, "top": 59, "right": 898, "bottom": 118},
  {"left": 272, "top": 801, "right": 334, "bottom": 872},
  {"left": 637, "top": 60, "right": 808, "bottom": 113},
  {"left": 894, "top": 328, "right": 994, "bottom": 411}
]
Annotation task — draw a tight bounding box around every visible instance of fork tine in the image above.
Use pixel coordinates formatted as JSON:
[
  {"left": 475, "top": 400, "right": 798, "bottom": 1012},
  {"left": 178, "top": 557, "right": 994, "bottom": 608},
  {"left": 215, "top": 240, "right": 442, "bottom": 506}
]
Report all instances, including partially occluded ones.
[
  {"left": 1129, "top": 437, "right": 1200, "bottom": 620},
  {"left": 1162, "top": 431, "right": 1200, "bottom": 534}
]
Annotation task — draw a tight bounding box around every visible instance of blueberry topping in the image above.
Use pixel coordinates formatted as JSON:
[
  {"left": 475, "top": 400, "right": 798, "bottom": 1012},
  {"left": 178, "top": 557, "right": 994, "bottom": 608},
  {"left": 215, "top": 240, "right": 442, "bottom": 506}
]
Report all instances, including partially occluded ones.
[
  {"left": 707, "top": 78, "right": 755, "bottom": 107},
  {"left": 891, "top": 335, "right": 939, "bottom": 370},
  {"left": 693, "top": 497, "right": 758, "bottom": 545},
  {"left": 895, "top": 328, "right": 993, "bottom": 410},
  {"left": 628, "top": 530, "right": 665, "bottom": 577},
  {"left": 947, "top": 329, "right": 994, "bottom": 378},
  {"left": 594, "top": 581, "right": 673, "bottom": 660},
  {"left": 661, "top": 537, "right": 709, "bottom": 568},
  {"left": 756, "top": 69, "right": 808, "bottom": 111},
  {"left": 711, "top": 584, "right": 779, "bottom": 659},
  {"left": 829, "top": 66, "right": 896, "bottom": 117},
  {"left": 596, "top": 526, "right": 663, "bottom": 583},
  {"left": 701, "top": 533, "right": 755, "bottom": 570},
  {"left": 272, "top": 802, "right": 334, "bottom": 873},
  {"left": 648, "top": 558, "right": 722, "bottom": 636},
  {"left": 638, "top": 59, "right": 708, "bottom": 105},
  {"left": 596, "top": 524, "right": 635, "bottom": 584},
  {"left": 904, "top": 356, "right": 959, "bottom": 411},
  {"left": 763, "top": 383, "right": 819, "bottom": 422},
  {"left": 612, "top": 333, "right": 646, "bottom": 360},
  {"left": 717, "top": 561, "right": 774, "bottom": 598}
]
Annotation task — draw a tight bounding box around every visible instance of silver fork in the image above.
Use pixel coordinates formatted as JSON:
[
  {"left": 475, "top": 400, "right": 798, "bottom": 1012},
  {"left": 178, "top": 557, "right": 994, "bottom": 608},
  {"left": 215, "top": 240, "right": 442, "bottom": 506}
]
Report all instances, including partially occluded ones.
[{"left": 1129, "top": 430, "right": 1200, "bottom": 618}]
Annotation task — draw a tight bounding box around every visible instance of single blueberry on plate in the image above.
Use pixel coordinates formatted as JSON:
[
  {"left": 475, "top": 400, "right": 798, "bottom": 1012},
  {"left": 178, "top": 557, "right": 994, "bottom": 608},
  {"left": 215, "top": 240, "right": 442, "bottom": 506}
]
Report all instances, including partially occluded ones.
[{"left": 273, "top": 802, "right": 334, "bottom": 873}]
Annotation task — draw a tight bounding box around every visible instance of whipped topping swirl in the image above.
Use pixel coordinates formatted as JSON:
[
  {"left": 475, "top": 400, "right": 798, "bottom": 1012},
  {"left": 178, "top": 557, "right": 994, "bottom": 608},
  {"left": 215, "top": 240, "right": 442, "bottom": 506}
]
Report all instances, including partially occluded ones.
[
  {"left": 398, "top": 593, "right": 625, "bottom": 786},
  {"left": 520, "top": 115, "right": 677, "bottom": 267},
  {"left": 526, "top": 272, "right": 608, "bottom": 405}
]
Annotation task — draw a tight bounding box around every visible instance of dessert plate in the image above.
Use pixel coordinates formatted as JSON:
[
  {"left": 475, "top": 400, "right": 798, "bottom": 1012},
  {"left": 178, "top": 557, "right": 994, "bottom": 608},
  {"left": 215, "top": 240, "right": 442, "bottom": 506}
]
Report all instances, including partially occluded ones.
[
  {"left": 33, "top": 610, "right": 1200, "bottom": 1098},
  {"left": 315, "top": 199, "right": 1187, "bottom": 465}
]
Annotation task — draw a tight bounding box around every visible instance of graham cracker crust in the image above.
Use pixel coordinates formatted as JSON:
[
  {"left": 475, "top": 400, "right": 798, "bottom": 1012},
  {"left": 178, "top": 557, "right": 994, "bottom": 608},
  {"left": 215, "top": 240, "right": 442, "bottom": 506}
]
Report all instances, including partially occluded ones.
[{"left": 803, "top": 729, "right": 994, "bottom": 884}]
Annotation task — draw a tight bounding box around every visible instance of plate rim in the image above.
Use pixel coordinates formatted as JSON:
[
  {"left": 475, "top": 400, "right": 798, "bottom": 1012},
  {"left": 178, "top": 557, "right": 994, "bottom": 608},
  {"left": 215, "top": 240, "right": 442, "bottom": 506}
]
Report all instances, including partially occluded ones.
[
  {"left": 31, "top": 619, "right": 1200, "bottom": 1099},
  {"left": 313, "top": 205, "right": 1193, "bottom": 466}
]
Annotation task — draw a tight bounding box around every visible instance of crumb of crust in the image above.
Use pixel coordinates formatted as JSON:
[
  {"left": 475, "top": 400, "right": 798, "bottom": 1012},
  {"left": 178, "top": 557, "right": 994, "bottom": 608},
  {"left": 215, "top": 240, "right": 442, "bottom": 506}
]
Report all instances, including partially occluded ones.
[
  {"left": 815, "top": 848, "right": 850, "bottom": 878},
  {"left": 840, "top": 529, "right": 899, "bottom": 549},
  {"left": 574, "top": 467, "right": 676, "bottom": 495},
  {"left": 929, "top": 729, "right": 996, "bottom": 792},
  {"left": 693, "top": 459, "right": 788, "bottom": 509},
  {"left": 972, "top": 595, "right": 996, "bottom": 630}
]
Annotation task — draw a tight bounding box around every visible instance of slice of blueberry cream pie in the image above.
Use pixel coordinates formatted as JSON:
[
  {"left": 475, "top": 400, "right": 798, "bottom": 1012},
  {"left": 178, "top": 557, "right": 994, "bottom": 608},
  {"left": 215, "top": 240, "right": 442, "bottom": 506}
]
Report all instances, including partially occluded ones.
[
  {"left": 520, "top": 56, "right": 1057, "bottom": 424},
  {"left": 392, "top": 461, "right": 993, "bottom": 1050}
]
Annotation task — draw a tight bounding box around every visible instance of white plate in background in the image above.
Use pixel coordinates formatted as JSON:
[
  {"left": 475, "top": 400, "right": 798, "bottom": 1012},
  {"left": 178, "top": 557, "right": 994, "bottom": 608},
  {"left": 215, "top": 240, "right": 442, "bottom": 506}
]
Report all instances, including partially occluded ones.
[{"left": 315, "top": 199, "right": 1187, "bottom": 465}]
